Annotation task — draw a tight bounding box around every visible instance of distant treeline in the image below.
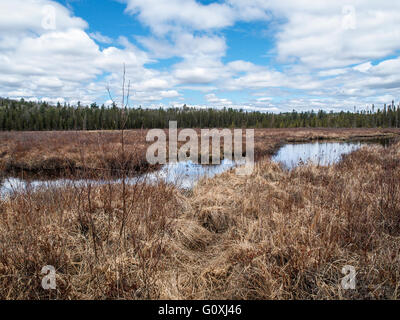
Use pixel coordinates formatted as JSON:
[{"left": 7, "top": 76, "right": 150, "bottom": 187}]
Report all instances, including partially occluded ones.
[{"left": 1, "top": 97, "right": 400, "bottom": 130}]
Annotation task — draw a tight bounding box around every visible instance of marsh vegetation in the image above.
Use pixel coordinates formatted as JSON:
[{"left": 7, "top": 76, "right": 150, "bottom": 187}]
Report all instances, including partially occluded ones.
[{"left": 0, "top": 128, "right": 399, "bottom": 299}]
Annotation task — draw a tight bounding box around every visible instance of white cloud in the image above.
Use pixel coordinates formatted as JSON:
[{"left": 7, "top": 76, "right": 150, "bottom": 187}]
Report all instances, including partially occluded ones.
[
  {"left": 353, "top": 62, "right": 372, "bottom": 73},
  {"left": 174, "top": 66, "right": 221, "bottom": 85},
  {"left": 205, "top": 93, "right": 233, "bottom": 105},
  {"left": 227, "top": 60, "right": 258, "bottom": 72},
  {"left": 124, "top": 0, "right": 235, "bottom": 34},
  {"left": 138, "top": 32, "right": 226, "bottom": 60},
  {"left": 265, "top": 1, "right": 400, "bottom": 69},
  {"left": 0, "top": 0, "right": 87, "bottom": 34},
  {"left": 89, "top": 32, "right": 113, "bottom": 44},
  {"left": 256, "top": 97, "right": 272, "bottom": 102},
  {"left": 160, "top": 90, "right": 180, "bottom": 98},
  {"left": 318, "top": 68, "right": 348, "bottom": 77}
]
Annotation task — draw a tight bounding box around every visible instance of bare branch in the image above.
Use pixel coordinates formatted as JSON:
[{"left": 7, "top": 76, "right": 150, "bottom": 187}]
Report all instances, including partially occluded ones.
[
  {"left": 122, "top": 63, "right": 126, "bottom": 109},
  {"left": 125, "top": 80, "right": 131, "bottom": 109},
  {"left": 106, "top": 84, "right": 116, "bottom": 106}
]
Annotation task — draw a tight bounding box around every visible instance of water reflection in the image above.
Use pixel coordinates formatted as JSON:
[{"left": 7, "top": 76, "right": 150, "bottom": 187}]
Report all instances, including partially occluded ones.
[
  {"left": 0, "top": 159, "right": 239, "bottom": 198},
  {"left": 271, "top": 141, "right": 365, "bottom": 170}
]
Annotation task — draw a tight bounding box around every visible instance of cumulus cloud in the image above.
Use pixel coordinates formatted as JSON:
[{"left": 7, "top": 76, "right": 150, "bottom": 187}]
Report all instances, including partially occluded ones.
[
  {"left": 89, "top": 32, "right": 113, "bottom": 44},
  {"left": 262, "top": 0, "right": 400, "bottom": 69},
  {"left": 205, "top": 93, "right": 233, "bottom": 105},
  {"left": 0, "top": 0, "right": 87, "bottom": 34},
  {"left": 0, "top": 0, "right": 182, "bottom": 105},
  {"left": 123, "top": 0, "right": 235, "bottom": 34},
  {"left": 138, "top": 32, "right": 226, "bottom": 60}
]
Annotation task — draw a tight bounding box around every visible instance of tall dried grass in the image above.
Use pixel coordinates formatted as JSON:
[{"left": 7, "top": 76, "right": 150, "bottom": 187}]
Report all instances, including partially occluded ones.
[{"left": 0, "top": 181, "right": 183, "bottom": 299}]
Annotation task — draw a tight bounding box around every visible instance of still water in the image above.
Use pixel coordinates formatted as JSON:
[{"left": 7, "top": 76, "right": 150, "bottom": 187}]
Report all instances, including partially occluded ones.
[
  {"left": 0, "top": 159, "right": 239, "bottom": 197},
  {"left": 271, "top": 141, "right": 364, "bottom": 170}
]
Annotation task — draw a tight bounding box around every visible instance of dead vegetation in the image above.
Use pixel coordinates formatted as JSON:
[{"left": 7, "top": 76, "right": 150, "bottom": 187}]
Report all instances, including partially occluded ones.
[
  {"left": 0, "top": 181, "right": 182, "bottom": 299},
  {"left": 0, "top": 130, "right": 153, "bottom": 178},
  {"left": 0, "top": 129, "right": 399, "bottom": 300}
]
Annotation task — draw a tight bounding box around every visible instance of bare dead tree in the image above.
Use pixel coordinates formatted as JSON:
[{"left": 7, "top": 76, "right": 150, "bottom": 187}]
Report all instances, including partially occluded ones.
[{"left": 106, "top": 64, "right": 131, "bottom": 242}]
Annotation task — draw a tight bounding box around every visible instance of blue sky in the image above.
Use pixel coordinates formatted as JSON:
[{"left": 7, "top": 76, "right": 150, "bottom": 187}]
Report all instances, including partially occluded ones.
[{"left": 1, "top": 0, "right": 399, "bottom": 112}]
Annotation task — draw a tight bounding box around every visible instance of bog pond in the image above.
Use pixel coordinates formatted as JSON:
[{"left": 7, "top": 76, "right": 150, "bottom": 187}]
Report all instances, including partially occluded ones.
[
  {"left": 0, "top": 139, "right": 392, "bottom": 197},
  {"left": 272, "top": 141, "right": 362, "bottom": 170}
]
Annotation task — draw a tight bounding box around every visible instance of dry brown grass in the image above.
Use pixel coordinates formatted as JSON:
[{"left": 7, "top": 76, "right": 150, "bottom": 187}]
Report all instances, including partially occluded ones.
[
  {"left": 0, "top": 129, "right": 400, "bottom": 300},
  {"left": 0, "top": 130, "right": 152, "bottom": 178},
  {"left": 0, "top": 181, "right": 183, "bottom": 299}
]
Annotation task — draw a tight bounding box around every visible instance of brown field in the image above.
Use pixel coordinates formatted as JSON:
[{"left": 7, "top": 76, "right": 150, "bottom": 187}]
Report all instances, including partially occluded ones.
[{"left": 0, "top": 128, "right": 400, "bottom": 299}]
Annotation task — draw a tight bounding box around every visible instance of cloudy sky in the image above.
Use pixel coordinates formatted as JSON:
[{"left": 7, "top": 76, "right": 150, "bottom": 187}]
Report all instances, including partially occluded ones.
[{"left": 0, "top": 0, "right": 399, "bottom": 112}]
